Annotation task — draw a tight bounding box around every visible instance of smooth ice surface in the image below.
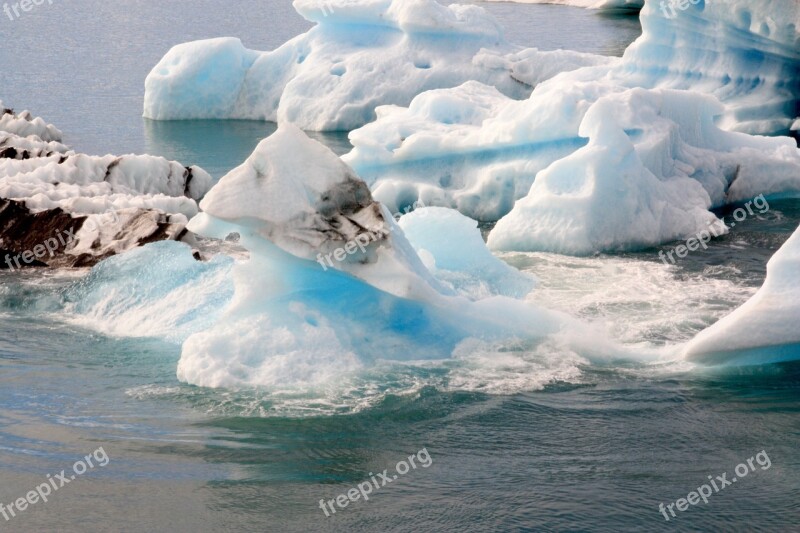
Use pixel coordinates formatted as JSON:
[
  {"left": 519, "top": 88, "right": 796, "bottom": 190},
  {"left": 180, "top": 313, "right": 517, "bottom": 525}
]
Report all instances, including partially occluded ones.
[
  {"left": 398, "top": 206, "right": 536, "bottom": 299},
  {"left": 684, "top": 224, "right": 800, "bottom": 366},
  {"left": 143, "top": 0, "right": 611, "bottom": 131}
]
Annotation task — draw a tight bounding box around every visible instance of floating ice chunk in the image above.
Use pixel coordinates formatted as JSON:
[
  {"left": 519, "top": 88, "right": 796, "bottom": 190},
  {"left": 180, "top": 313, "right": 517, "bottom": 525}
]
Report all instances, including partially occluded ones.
[
  {"left": 0, "top": 105, "right": 63, "bottom": 142},
  {"left": 398, "top": 206, "right": 536, "bottom": 299},
  {"left": 489, "top": 88, "right": 800, "bottom": 254},
  {"left": 684, "top": 224, "right": 800, "bottom": 366},
  {"left": 0, "top": 103, "right": 213, "bottom": 268},
  {"left": 175, "top": 127, "right": 584, "bottom": 389},
  {"left": 142, "top": 38, "right": 261, "bottom": 122},
  {"left": 344, "top": 75, "right": 615, "bottom": 222},
  {"left": 623, "top": 0, "right": 800, "bottom": 136},
  {"left": 176, "top": 231, "right": 569, "bottom": 389},
  {"left": 144, "top": 0, "right": 611, "bottom": 131},
  {"left": 189, "top": 124, "right": 447, "bottom": 300},
  {"left": 346, "top": 0, "right": 800, "bottom": 234}
]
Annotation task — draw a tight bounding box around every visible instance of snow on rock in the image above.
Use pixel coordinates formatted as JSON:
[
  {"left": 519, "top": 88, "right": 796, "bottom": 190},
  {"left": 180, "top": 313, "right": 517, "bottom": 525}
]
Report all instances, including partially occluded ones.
[
  {"left": 684, "top": 224, "right": 800, "bottom": 366},
  {"left": 176, "top": 127, "right": 582, "bottom": 389},
  {"left": 143, "top": 0, "right": 612, "bottom": 131},
  {"left": 0, "top": 103, "right": 213, "bottom": 269}
]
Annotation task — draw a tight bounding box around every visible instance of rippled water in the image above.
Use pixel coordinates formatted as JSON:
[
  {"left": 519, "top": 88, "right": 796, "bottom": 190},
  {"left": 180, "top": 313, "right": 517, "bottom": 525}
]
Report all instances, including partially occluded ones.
[
  {"left": 0, "top": 199, "right": 798, "bottom": 531},
  {"left": 1, "top": 2, "right": 799, "bottom": 532}
]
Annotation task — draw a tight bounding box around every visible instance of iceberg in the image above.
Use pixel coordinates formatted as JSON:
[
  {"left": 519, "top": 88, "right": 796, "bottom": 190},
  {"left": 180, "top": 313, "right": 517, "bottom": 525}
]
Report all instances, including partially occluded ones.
[
  {"left": 343, "top": 77, "right": 611, "bottom": 222},
  {"left": 345, "top": 0, "right": 800, "bottom": 252},
  {"left": 684, "top": 224, "right": 800, "bottom": 366},
  {"left": 622, "top": 0, "right": 800, "bottom": 136},
  {"left": 176, "top": 126, "right": 577, "bottom": 389},
  {"left": 143, "top": 0, "right": 612, "bottom": 131},
  {"left": 0, "top": 104, "right": 213, "bottom": 268},
  {"left": 488, "top": 88, "right": 800, "bottom": 254},
  {"left": 187, "top": 124, "right": 448, "bottom": 301}
]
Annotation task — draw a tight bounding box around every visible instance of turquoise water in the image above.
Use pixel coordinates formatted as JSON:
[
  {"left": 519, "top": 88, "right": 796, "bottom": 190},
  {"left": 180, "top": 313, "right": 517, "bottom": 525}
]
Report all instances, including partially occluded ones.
[{"left": 2, "top": 2, "right": 800, "bottom": 532}]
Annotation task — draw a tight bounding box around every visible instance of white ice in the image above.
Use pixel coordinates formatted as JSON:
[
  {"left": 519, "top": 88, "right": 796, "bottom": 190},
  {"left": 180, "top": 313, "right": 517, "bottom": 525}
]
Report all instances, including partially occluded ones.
[
  {"left": 398, "top": 206, "right": 536, "bottom": 299},
  {"left": 345, "top": 0, "right": 800, "bottom": 253},
  {"left": 0, "top": 105, "right": 213, "bottom": 264},
  {"left": 684, "top": 225, "right": 800, "bottom": 366},
  {"left": 175, "top": 128, "right": 604, "bottom": 389},
  {"left": 143, "top": 0, "right": 611, "bottom": 131}
]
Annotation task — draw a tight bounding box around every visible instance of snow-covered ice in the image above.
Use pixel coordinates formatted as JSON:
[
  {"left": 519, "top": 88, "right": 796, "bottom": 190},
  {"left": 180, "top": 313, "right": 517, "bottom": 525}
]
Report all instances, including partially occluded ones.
[
  {"left": 175, "top": 127, "right": 593, "bottom": 389},
  {"left": 684, "top": 225, "right": 800, "bottom": 366},
  {"left": 345, "top": 0, "right": 800, "bottom": 253},
  {"left": 0, "top": 103, "right": 63, "bottom": 142},
  {"left": 0, "top": 104, "right": 213, "bottom": 267},
  {"left": 143, "top": 0, "right": 612, "bottom": 131}
]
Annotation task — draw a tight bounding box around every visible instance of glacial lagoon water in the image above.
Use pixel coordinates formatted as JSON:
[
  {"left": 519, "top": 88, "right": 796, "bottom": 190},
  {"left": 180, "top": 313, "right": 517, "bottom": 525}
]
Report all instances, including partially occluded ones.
[{"left": 1, "top": 2, "right": 799, "bottom": 532}]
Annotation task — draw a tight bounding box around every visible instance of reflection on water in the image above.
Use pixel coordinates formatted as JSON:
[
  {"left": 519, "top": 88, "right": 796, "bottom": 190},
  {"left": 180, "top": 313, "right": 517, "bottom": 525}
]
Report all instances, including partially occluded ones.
[
  {"left": 468, "top": 1, "right": 642, "bottom": 56},
  {"left": 143, "top": 119, "right": 353, "bottom": 180}
]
